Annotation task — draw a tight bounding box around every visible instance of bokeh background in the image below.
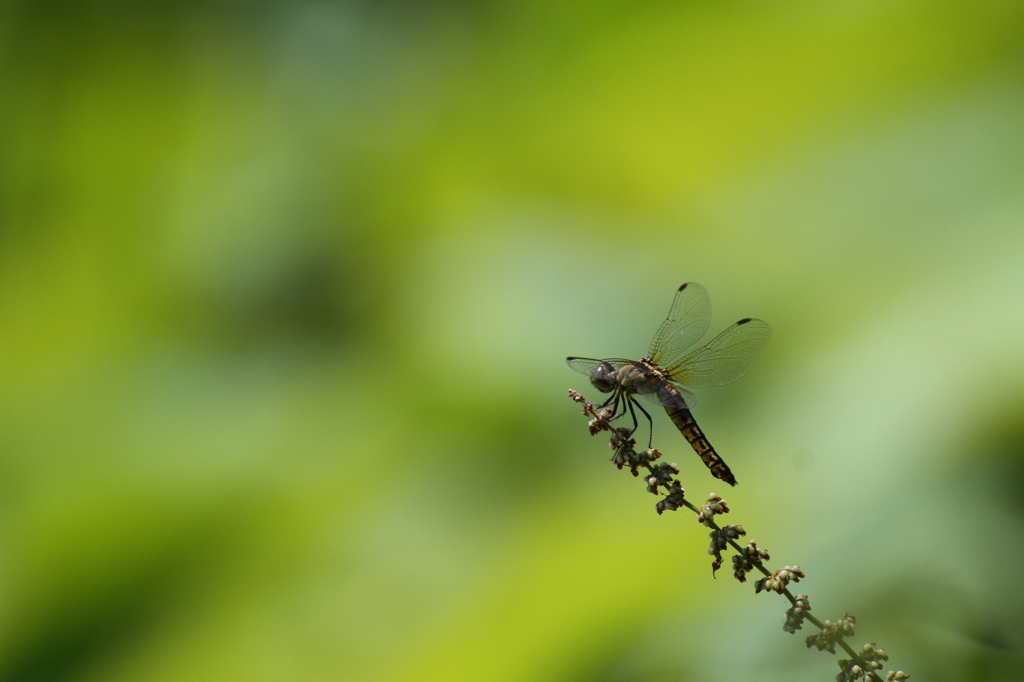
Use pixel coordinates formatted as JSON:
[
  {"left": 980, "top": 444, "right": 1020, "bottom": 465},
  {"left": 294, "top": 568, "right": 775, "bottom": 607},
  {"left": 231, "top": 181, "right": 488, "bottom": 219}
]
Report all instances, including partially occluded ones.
[{"left": 2, "top": 1, "right": 1024, "bottom": 680}]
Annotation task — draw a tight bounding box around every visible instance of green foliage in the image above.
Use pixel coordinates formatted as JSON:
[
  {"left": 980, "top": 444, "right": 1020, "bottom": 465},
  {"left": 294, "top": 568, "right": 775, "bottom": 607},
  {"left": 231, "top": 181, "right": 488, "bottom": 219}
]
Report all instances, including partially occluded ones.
[{"left": 1, "top": 1, "right": 1023, "bottom": 680}]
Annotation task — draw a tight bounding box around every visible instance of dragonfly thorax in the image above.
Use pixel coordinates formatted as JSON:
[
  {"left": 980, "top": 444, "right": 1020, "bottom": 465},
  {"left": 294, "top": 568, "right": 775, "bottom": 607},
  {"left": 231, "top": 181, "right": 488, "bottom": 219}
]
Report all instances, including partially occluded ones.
[
  {"left": 589, "top": 360, "right": 661, "bottom": 395},
  {"left": 618, "top": 359, "right": 662, "bottom": 393}
]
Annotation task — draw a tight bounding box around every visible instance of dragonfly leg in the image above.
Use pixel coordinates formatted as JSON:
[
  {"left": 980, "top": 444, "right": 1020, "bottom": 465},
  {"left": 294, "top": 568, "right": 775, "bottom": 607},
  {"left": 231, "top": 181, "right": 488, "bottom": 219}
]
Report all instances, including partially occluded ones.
[
  {"left": 629, "top": 397, "right": 655, "bottom": 448},
  {"left": 624, "top": 397, "right": 642, "bottom": 441},
  {"left": 606, "top": 393, "right": 627, "bottom": 423},
  {"left": 606, "top": 391, "right": 622, "bottom": 417},
  {"left": 600, "top": 394, "right": 625, "bottom": 424}
]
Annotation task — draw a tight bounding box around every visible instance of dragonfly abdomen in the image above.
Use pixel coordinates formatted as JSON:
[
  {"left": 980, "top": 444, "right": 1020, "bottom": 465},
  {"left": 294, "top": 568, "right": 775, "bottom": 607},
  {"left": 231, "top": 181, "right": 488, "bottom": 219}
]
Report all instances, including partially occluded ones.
[{"left": 665, "top": 407, "right": 737, "bottom": 486}]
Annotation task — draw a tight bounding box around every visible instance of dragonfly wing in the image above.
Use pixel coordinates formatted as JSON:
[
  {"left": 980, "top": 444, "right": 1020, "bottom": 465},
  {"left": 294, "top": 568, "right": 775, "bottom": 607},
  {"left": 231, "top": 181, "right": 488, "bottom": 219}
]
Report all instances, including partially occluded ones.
[
  {"left": 566, "top": 357, "right": 632, "bottom": 375},
  {"left": 647, "top": 282, "right": 712, "bottom": 366},
  {"left": 665, "top": 318, "right": 771, "bottom": 388},
  {"left": 635, "top": 377, "right": 698, "bottom": 409}
]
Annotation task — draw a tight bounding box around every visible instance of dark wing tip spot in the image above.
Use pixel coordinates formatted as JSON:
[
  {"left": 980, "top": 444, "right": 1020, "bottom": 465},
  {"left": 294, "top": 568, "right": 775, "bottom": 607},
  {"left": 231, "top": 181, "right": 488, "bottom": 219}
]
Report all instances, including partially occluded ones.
[
  {"left": 678, "top": 283, "right": 688, "bottom": 291},
  {"left": 737, "top": 318, "right": 752, "bottom": 325}
]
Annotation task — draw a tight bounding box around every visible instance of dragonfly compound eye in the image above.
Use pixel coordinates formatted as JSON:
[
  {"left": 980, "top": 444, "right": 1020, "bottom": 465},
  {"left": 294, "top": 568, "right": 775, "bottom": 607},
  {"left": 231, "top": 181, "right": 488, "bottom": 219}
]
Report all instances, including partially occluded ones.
[{"left": 590, "top": 362, "right": 617, "bottom": 393}]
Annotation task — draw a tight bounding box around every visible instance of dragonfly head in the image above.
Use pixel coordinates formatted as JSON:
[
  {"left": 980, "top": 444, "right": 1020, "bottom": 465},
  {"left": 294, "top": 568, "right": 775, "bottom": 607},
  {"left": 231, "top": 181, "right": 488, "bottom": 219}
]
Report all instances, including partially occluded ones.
[{"left": 589, "top": 362, "right": 618, "bottom": 393}]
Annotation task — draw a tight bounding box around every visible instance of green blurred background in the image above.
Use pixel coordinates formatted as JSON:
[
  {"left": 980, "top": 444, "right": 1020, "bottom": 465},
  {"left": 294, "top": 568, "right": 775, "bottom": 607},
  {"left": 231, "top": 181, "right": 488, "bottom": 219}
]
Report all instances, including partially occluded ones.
[{"left": 2, "top": 1, "right": 1023, "bottom": 680}]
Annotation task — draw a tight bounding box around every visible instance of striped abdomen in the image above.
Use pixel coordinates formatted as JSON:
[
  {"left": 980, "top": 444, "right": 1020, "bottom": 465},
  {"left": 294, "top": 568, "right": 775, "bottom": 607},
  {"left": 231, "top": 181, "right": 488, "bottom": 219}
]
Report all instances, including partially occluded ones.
[{"left": 665, "top": 406, "right": 737, "bottom": 486}]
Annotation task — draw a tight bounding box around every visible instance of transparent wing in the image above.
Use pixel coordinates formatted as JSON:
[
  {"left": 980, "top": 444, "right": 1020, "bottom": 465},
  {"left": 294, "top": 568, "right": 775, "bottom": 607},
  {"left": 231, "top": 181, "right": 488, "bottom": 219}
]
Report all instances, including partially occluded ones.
[
  {"left": 647, "top": 282, "right": 712, "bottom": 366},
  {"left": 664, "top": 318, "right": 771, "bottom": 388},
  {"left": 636, "top": 378, "right": 698, "bottom": 409},
  {"left": 566, "top": 357, "right": 632, "bottom": 375}
]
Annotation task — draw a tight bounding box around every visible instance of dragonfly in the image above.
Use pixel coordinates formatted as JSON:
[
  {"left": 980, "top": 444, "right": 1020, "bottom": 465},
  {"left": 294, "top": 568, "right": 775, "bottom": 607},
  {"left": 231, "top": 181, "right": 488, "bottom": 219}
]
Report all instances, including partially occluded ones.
[{"left": 567, "top": 282, "right": 770, "bottom": 486}]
